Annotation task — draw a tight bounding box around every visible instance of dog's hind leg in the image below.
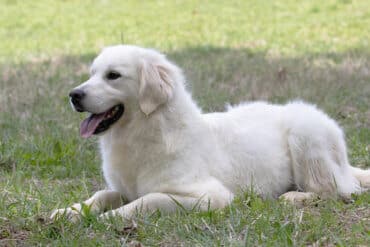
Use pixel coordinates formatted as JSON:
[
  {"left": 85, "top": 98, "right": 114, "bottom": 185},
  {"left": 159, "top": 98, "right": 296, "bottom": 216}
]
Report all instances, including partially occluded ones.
[
  {"left": 51, "top": 190, "right": 123, "bottom": 222},
  {"left": 285, "top": 105, "right": 362, "bottom": 199}
]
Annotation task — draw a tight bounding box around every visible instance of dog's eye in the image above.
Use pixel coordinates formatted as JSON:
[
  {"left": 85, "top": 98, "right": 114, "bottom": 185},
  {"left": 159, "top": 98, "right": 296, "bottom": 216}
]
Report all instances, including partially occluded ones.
[{"left": 106, "top": 71, "right": 121, "bottom": 80}]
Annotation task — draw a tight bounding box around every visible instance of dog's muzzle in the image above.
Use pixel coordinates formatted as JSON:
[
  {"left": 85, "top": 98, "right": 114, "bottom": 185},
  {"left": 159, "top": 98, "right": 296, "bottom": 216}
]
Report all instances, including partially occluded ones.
[{"left": 69, "top": 89, "right": 85, "bottom": 112}]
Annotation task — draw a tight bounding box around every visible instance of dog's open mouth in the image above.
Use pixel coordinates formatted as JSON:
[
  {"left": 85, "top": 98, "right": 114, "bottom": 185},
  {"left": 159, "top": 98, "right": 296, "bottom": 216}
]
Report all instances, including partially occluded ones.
[{"left": 80, "top": 104, "right": 124, "bottom": 138}]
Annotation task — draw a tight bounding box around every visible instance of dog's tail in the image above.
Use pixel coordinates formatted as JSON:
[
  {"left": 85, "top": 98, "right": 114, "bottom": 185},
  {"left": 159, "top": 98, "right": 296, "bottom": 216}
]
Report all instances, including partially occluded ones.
[{"left": 350, "top": 166, "right": 370, "bottom": 188}]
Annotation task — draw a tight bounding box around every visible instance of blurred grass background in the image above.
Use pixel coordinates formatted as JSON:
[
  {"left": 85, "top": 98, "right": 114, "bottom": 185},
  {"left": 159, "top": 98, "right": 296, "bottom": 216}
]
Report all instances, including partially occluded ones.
[
  {"left": 1, "top": 0, "right": 370, "bottom": 61},
  {"left": 0, "top": 0, "right": 369, "bottom": 246}
]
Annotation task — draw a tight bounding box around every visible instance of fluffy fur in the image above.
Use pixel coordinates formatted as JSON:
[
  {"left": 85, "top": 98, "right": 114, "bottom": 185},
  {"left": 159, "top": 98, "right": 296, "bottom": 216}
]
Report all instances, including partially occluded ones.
[{"left": 51, "top": 45, "right": 370, "bottom": 221}]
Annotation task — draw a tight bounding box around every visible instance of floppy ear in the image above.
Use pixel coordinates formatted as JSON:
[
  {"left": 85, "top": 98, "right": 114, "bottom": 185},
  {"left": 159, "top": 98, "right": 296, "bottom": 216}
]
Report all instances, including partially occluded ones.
[{"left": 139, "top": 60, "right": 174, "bottom": 115}]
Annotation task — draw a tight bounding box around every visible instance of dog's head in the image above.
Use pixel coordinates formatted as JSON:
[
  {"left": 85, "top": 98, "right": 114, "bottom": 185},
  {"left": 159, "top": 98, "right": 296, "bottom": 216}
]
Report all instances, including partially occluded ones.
[{"left": 69, "top": 45, "right": 179, "bottom": 138}]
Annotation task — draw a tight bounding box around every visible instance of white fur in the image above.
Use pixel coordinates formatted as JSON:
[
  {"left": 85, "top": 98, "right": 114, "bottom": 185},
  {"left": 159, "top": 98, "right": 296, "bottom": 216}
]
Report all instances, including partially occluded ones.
[{"left": 51, "top": 45, "right": 370, "bottom": 221}]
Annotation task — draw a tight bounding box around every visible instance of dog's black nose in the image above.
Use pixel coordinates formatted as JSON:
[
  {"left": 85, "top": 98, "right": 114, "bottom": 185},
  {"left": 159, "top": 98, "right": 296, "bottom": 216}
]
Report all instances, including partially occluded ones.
[
  {"left": 69, "top": 89, "right": 85, "bottom": 100},
  {"left": 69, "top": 89, "right": 86, "bottom": 112}
]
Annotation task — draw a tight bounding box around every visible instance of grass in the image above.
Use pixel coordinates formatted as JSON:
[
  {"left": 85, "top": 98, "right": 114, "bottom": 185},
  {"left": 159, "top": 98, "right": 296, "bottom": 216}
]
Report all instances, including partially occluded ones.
[{"left": 0, "top": 0, "right": 369, "bottom": 246}]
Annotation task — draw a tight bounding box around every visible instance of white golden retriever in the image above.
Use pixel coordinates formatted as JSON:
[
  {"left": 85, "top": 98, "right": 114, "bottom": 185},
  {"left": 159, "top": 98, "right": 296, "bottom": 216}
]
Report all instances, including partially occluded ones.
[{"left": 51, "top": 45, "right": 370, "bottom": 221}]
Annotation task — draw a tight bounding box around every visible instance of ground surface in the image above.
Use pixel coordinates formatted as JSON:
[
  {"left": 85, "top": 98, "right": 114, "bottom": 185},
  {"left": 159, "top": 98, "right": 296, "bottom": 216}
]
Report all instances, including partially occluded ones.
[{"left": 0, "top": 0, "right": 369, "bottom": 246}]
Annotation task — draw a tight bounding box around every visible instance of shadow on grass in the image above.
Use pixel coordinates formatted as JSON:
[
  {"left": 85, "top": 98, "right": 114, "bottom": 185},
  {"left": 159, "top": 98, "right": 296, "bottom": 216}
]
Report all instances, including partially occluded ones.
[
  {"left": 0, "top": 46, "right": 369, "bottom": 178},
  {"left": 2, "top": 46, "right": 370, "bottom": 113}
]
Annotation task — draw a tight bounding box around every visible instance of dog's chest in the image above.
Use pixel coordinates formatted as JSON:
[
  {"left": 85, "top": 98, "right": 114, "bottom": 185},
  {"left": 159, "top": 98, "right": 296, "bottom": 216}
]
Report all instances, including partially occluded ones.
[{"left": 100, "top": 136, "right": 171, "bottom": 201}]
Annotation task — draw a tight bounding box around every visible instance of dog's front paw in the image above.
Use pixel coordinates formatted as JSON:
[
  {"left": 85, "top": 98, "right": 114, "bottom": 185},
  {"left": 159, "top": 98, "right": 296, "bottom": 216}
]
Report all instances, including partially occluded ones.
[
  {"left": 99, "top": 210, "right": 118, "bottom": 221},
  {"left": 50, "top": 207, "right": 82, "bottom": 223}
]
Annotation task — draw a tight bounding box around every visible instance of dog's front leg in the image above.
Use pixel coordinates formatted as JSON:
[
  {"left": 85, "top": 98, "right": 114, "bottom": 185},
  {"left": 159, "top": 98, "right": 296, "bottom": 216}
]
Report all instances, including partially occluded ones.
[
  {"left": 100, "top": 192, "right": 208, "bottom": 220},
  {"left": 51, "top": 190, "right": 123, "bottom": 222}
]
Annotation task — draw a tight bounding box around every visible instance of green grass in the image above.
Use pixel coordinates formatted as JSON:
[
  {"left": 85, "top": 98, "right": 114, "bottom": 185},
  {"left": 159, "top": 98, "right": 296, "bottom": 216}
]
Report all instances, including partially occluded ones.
[
  {"left": 1, "top": 0, "right": 370, "bottom": 61},
  {"left": 0, "top": 0, "right": 369, "bottom": 246}
]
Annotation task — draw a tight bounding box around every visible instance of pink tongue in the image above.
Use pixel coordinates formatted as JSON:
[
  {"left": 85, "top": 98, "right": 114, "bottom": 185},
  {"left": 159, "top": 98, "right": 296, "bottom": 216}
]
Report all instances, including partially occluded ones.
[{"left": 80, "top": 113, "right": 106, "bottom": 138}]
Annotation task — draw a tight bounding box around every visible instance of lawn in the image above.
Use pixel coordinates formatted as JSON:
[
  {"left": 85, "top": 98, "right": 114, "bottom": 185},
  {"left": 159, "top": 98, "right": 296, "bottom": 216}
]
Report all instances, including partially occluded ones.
[{"left": 0, "top": 0, "right": 369, "bottom": 246}]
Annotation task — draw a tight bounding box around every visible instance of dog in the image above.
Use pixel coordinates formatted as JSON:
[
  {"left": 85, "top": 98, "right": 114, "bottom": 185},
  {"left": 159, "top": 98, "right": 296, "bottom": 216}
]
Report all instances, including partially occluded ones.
[{"left": 51, "top": 45, "right": 370, "bottom": 221}]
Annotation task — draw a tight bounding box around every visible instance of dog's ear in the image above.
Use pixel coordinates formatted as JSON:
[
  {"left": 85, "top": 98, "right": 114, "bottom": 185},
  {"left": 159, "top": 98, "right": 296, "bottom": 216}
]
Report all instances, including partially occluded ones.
[{"left": 139, "top": 60, "right": 174, "bottom": 115}]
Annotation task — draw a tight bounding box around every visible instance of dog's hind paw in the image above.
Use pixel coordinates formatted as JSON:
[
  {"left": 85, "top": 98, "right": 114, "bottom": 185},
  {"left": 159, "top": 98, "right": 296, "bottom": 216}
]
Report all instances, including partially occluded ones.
[{"left": 279, "top": 191, "right": 319, "bottom": 206}]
